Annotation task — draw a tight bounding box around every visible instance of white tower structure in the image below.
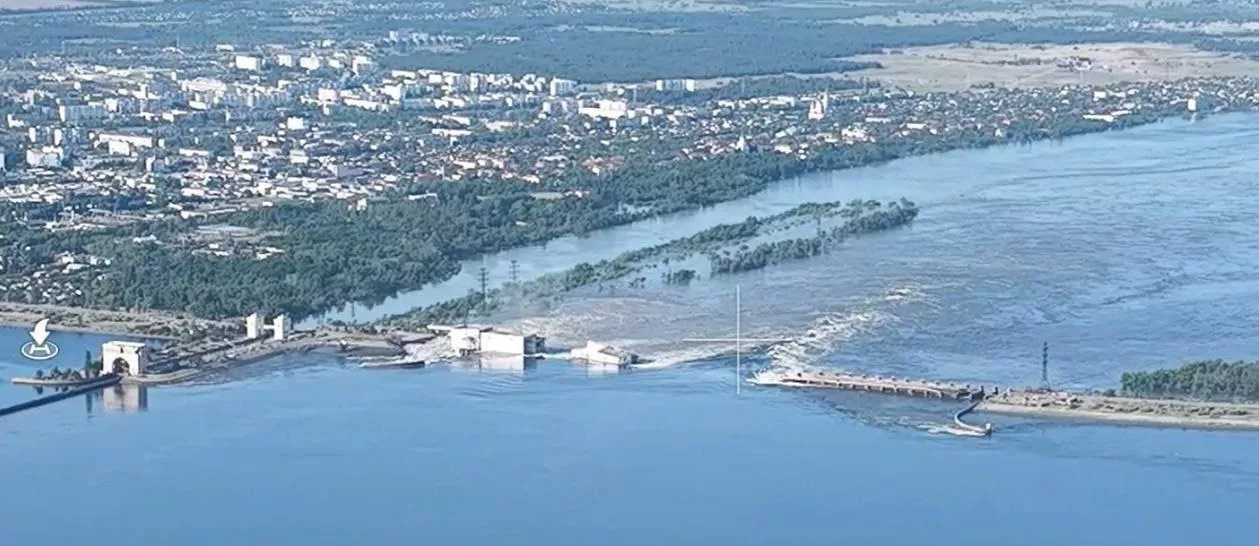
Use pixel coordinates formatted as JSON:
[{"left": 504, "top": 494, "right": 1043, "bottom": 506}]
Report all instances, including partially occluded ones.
[
  {"left": 246, "top": 313, "right": 290, "bottom": 341},
  {"left": 271, "top": 314, "right": 291, "bottom": 341},
  {"left": 102, "top": 341, "right": 148, "bottom": 376},
  {"left": 246, "top": 312, "right": 262, "bottom": 339}
]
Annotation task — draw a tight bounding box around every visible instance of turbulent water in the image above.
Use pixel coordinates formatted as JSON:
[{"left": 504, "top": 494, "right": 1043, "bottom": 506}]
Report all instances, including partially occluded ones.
[
  {"left": 4, "top": 114, "right": 1259, "bottom": 546},
  {"left": 493, "top": 114, "right": 1259, "bottom": 390}
]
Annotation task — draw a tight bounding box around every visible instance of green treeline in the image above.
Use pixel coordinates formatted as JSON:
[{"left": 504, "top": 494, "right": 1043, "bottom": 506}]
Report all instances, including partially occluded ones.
[
  {"left": 710, "top": 199, "right": 918, "bottom": 274},
  {"left": 3, "top": 106, "right": 1175, "bottom": 320},
  {"left": 381, "top": 199, "right": 915, "bottom": 327},
  {"left": 662, "top": 269, "right": 697, "bottom": 285},
  {"left": 1121, "top": 360, "right": 1259, "bottom": 401},
  {"left": 712, "top": 238, "right": 824, "bottom": 275}
]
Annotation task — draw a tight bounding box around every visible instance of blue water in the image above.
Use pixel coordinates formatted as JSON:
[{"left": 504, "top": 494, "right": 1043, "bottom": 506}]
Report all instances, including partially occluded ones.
[{"left": 5, "top": 114, "right": 1259, "bottom": 545}]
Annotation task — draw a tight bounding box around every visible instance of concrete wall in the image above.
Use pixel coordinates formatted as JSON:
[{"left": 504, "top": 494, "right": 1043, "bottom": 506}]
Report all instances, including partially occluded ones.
[
  {"left": 480, "top": 331, "right": 524, "bottom": 355},
  {"left": 102, "top": 341, "right": 148, "bottom": 375},
  {"left": 572, "top": 342, "right": 631, "bottom": 366},
  {"left": 449, "top": 327, "right": 483, "bottom": 353}
]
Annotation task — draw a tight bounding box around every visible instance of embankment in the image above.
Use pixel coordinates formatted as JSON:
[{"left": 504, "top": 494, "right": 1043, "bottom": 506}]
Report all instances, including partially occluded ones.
[{"left": 978, "top": 391, "right": 1259, "bottom": 430}]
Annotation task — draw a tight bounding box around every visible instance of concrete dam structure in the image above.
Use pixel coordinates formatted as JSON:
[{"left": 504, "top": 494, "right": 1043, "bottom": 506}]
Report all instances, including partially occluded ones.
[{"left": 750, "top": 368, "right": 994, "bottom": 435}]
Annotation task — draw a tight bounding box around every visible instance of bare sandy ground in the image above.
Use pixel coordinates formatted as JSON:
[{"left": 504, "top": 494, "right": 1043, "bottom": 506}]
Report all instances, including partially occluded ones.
[
  {"left": 845, "top": 42, "right": 1259, "bottom": 92},
  {"left": 0, "top": 302, "right": 235, "bottom": 339},
  {"left": 0, "top": 0, "right": 160, "bottom": 11},
  {"left": 979, "top": 391, "right": 1259, "bottom": 430},
  {"left": 0, "top": 0, "right": 100, "bottom": 9}
]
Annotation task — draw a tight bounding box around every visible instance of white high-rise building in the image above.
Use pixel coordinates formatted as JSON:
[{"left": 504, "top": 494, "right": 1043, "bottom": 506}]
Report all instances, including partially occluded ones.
[
  {"left": 579, "top": 99, "right": 629, "bottom": 120},
  {"left": 234, "top": 55, "right": 264, "bottom": 71},
  {"left": 654, "top": 79, "right": 696, "bottom": 92},
  {"left": 807, "top": 93, "right": 828, "bottom": 121},
  {"left": 299, "top": 55, "right": 322, "bottom": 71},
  {"left": 549, "top": 78, "right": 577, "bottom": 96},
  {"left": 25, "top": 147, "right": 64, "bottom": 168}
]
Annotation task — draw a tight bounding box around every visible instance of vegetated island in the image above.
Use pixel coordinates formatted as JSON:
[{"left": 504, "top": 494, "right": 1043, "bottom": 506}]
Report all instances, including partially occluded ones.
[
  {"left": 375, "top": 199, "right": 918, "bottom": 329},
  {"left": 978, "top": 360, "right": 1259, "bottom": 429},
  {"left": 710, "top": 199, "right": 917, "bottom": 274}
]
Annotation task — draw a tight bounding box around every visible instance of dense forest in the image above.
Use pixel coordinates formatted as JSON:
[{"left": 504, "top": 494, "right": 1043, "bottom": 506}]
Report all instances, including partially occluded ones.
[{"left": 1121, "top": 360, "right": 1259, "bottom": 401}]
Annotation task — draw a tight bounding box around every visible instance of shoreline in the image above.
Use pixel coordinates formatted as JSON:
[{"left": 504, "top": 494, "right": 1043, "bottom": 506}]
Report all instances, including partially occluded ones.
[
  {"left": 977, "top": 401, "right": 1259, "bottom": 430},
  {"left": 0, "top": 303, "right": 236, "bottom": 341},
  {"left": 319, "top": 110, "right": 1223, "bottom": 325},
  {"left": 0, "top": 320, "right": 176, "bottom": 340}
]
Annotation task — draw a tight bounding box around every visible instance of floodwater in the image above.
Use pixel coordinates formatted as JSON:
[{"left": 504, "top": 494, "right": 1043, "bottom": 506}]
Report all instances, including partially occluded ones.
[{"left": 4, "top": 114, "right": 1259, "bottom": 545}]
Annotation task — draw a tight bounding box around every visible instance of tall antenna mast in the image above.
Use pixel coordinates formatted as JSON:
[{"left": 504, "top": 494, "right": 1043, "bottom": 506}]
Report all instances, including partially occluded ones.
[{"left": 680, "top": 286, "right": 789, "bottom": 395}]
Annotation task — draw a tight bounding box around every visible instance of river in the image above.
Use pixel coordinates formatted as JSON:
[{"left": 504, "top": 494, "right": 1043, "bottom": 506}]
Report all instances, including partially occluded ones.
[{"left": 4, "top": 114, "right": 1259, "bottom": 545}]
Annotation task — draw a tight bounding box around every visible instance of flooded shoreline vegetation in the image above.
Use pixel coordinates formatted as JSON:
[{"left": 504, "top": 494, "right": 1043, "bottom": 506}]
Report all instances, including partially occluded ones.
[
  {"left": 0, "top": 98, "right": 1215, "bottom": 321},
  {"left": 377, "top": 199, "right": 916, "bottom": 327},
  {"left": 662, "top": 269, "right": 697, "bottom": 286},
  {"left": 1121, "top": 360, "right": 1259, "bottom": 401},
  {"left": 710, "top": 199, "right": 918, "bottom": 275}
]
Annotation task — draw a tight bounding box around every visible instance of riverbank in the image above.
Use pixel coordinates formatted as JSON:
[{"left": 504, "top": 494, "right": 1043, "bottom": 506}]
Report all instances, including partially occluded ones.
[
  {"left": 8, "top": 328, "right": 408, "bottom": 388},
  {"left": 978, "top": 391, "right": 1259, "bottom": 430},
  {"left": 0, "top": 302, "right": 236, "bottom": 340}
]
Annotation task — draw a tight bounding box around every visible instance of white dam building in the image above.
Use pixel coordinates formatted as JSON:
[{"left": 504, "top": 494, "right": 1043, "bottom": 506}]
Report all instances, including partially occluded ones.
[
  {"left": 429, "top": 325, "right": 545, "bottom": 356},
  {"left": 570, "top": 341, "right": 637, "bottom": 366}
]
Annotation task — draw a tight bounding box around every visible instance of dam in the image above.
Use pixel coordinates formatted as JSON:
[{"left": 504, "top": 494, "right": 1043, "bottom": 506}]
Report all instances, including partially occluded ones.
[{"left": 749, "top": 368, "right": 991, "bottom": 400}]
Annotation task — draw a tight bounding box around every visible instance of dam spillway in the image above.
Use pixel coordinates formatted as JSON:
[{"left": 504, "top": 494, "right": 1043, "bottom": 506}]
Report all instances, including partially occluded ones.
[{"left": 750, "top": 368, "right": 989, "bottom": 400}]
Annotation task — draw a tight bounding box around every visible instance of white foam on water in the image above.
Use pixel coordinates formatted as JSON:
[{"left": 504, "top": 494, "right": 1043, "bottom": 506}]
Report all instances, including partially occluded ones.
[
  {"left": 766, "top": 309, "right": 897, "bottom": 369},
  {"left": 481, "top": 282, "right": 935, "bottom": 371},
  {"left": 764, "top": 284, "right": 932, "bottom": 371}
]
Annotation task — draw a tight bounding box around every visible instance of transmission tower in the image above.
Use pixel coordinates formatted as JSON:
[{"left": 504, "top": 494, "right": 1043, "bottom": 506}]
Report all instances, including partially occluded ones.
[
  {"left": 509, "top": 260, "right": 519, "bottom": 285},
  {"left": 477, "top": 266, "right": 490, "bottom": 313},
  {"left": 1041, "top": 342, "right": 1049, "bottom": 387}
]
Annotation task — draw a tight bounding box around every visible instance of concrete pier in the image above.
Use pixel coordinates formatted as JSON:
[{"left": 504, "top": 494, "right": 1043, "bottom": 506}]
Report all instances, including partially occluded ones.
[{"left": 0, "top": 375, "right": 121, "bottom": 418}]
